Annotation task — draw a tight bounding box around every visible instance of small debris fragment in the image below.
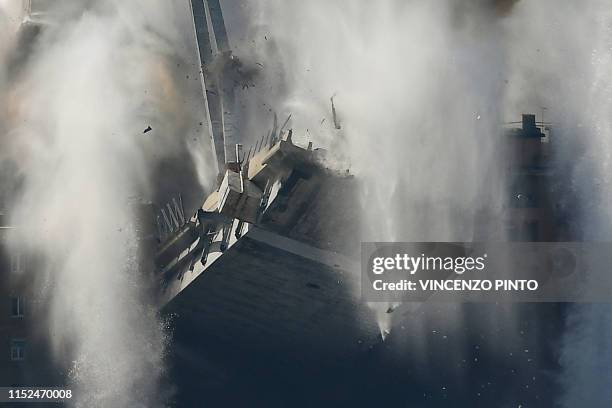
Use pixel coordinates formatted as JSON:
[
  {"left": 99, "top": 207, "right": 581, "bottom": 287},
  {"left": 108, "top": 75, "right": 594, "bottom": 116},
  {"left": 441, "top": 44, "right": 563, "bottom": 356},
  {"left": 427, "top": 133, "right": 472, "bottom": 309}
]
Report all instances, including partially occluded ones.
[
  {"left": 331, "top": 94, "right": 341, "bottom": 129},
  {"left": 143, "top": 126, "right": 152, "bottom": 134}
]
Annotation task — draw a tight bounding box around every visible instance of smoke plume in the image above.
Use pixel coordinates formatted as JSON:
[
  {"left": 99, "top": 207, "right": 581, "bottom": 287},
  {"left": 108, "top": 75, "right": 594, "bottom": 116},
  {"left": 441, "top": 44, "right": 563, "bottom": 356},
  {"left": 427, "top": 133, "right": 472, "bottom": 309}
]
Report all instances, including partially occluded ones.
[{"left": 1, "top": 1, "right": 213, "bottom": 406}]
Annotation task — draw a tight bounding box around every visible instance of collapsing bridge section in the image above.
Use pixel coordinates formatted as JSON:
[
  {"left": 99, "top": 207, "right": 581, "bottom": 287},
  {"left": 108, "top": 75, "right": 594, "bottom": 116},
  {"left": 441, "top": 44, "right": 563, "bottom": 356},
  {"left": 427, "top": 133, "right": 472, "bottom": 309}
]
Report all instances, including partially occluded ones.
[
  {"left": 155, "top": 129, "right": 378, "bottom": 355},
  {"left": 155, "top": 0, "right": 380, "bottom": 357}
]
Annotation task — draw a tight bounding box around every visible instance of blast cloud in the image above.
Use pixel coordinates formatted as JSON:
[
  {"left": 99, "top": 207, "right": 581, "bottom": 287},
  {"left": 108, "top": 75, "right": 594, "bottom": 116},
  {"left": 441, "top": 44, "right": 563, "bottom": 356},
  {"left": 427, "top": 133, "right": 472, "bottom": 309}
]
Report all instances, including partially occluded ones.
[{"left": 1, "top": 0, "right": 213, "bottom": 406}]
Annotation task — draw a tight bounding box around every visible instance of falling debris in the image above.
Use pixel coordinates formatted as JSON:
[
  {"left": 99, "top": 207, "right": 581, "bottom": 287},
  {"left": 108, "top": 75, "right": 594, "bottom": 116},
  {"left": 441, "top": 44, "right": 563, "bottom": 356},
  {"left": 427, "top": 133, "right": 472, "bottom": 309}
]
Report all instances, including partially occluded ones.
[
  {"left": 331, "top": 94, "right": 341, "bottom": 129},
  {"left": 382, "top": 329, "right": 391, "bottom": 341},
  {"left": 386, "top": 304, "right": 399, "bottom": 314},
  {"left": 280, "top": 114, "right": 292, "bottom": 134},
  {"left": 143, "top": 126, "right": 153, "bottom": 134}
]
